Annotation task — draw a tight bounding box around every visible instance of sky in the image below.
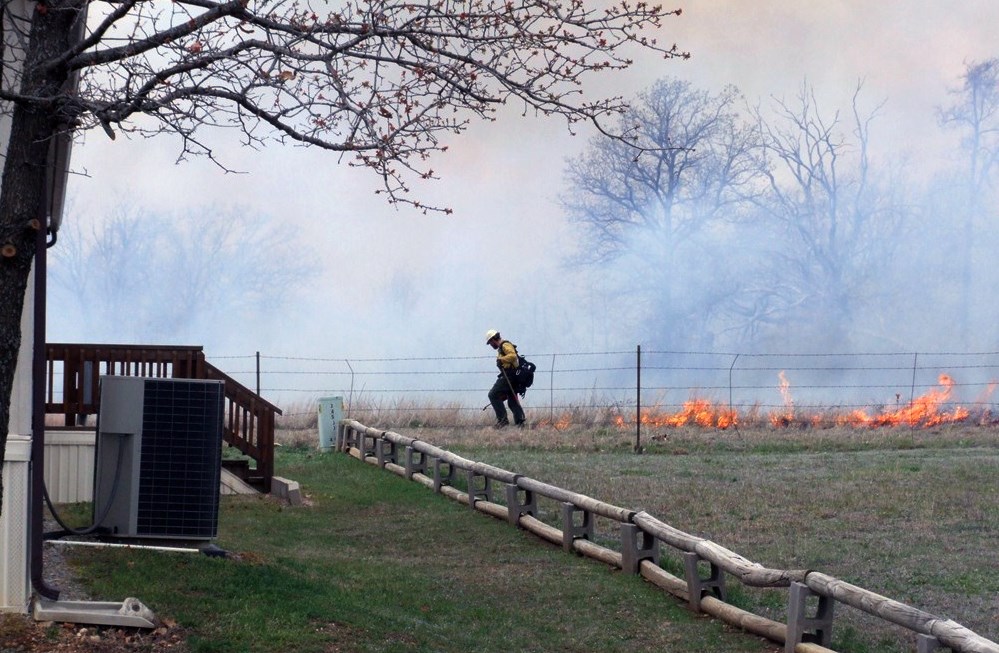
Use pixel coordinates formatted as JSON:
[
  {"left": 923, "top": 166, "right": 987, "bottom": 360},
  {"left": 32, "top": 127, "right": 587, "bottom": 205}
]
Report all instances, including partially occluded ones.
[{"left": 48, "top": 1, "right": 999, "bottom": 373}]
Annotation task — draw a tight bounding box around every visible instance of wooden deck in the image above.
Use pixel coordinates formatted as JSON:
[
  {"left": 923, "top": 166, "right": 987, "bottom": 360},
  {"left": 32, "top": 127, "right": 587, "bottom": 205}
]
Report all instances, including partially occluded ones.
[{"left": 45, "top": 343, "right": 280, "bottom": 492}]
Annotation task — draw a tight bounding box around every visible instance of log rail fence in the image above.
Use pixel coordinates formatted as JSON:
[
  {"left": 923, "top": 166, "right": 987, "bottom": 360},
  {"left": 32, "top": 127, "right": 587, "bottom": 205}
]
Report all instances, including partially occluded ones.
[{"left": 338, "top": 418, "right": 999, "bottom": 653}]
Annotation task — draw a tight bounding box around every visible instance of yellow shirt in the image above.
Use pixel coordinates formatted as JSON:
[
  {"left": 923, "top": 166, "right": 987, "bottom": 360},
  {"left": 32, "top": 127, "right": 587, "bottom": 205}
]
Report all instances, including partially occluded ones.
[{"left": 496, "top": 340, "right": 519, "bottom": 370}]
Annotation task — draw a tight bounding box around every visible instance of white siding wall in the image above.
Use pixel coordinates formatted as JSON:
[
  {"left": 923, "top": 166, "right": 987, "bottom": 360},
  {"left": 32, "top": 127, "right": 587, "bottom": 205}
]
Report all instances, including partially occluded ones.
[
  {"left": 0, "top": 245, "right": 34, "bottom": 615},
  {"left": 1, "top": 436, "right": 31, "bottom": 612},
  {"left": 44, "top": 431, "right": 96, "bottom": 504}
]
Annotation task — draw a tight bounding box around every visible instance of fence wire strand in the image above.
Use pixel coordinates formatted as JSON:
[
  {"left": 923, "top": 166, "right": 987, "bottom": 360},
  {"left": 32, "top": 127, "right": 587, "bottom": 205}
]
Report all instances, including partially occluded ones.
[{"left": 184, "top": 348, "right": 999, "bottom": 429}]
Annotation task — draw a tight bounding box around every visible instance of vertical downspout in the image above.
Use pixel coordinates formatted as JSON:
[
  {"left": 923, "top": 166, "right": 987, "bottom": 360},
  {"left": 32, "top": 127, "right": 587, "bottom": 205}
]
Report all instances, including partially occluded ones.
[
  {"left": 29, "top": 0, "right": 84, "bottom": 599},
  {"left": 31, "top": 194, "right": 59, "bottom": 600}
]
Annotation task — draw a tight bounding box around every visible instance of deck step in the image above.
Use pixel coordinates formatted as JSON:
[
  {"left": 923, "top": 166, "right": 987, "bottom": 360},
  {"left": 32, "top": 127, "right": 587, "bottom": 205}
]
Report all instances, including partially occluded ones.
[{"left": 220, "top": 469, "right": 258, "bottom": 495}]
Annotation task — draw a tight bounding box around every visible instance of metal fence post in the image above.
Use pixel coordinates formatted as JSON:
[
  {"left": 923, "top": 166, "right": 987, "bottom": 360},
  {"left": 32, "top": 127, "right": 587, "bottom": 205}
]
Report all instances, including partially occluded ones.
[
  {"left": 550, "top": 353, "right": 556, "bottom": 425},
  {"left": 729, "top": 353, "right": 740, "bottom": 414},
  {"left": 635, "top": 344, "right": 642, "bottom": 453}
]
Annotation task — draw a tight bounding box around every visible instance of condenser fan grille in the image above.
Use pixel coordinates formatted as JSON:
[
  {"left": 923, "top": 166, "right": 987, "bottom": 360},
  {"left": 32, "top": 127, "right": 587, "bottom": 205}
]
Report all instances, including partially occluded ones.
[
  {"left": 94, "top": 376, "right": 224, "bottom": 540},
  {"left": 136, "top": 380, "right": 223, "bottom": 538}
]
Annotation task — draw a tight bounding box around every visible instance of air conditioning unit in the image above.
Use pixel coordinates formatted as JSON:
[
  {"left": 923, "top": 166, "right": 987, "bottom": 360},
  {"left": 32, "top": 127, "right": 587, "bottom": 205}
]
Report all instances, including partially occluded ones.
[{"left": 93, "top": 376, "right": 224, "bottom": 540}]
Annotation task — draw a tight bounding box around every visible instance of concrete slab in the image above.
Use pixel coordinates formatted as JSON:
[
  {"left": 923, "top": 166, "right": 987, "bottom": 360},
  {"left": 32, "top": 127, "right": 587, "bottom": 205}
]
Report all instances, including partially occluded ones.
[
  {"left": 272, "top": 476, "right": 302, "bottom": 505},
  {"left": 34, "top": 596, "right": 157, "bottom": 628}
]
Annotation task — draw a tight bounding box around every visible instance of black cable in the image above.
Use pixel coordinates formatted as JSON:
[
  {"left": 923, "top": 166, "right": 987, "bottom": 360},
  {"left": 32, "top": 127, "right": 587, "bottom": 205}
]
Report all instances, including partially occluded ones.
[{"left": 43, "top": 433, "right": 127, "bottom": 539}]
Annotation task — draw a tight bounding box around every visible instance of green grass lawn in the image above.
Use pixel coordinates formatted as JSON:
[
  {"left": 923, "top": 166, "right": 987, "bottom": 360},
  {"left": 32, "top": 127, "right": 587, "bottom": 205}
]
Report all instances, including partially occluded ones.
[
  {"left": 62, "top": 424, "right": 999, "bottom": 653},
  {"left": 64, "top": 447, "right": 778, "bottom": 653}
]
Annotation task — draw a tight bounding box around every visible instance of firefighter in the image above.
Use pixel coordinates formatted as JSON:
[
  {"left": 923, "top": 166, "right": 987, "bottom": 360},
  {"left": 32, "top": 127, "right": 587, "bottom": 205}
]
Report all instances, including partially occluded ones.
[{"left": 485, "top": 329, "right": 526, "bottom": 428}]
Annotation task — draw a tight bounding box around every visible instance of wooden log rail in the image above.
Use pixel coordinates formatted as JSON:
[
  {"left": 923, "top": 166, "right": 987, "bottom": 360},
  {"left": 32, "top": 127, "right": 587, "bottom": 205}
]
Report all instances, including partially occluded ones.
[
  {"left": 44, "top": 343, "right": 281, "bottom": 492},
  {"left": 338, "top": 419, "right": 999, "bottom": 653}
]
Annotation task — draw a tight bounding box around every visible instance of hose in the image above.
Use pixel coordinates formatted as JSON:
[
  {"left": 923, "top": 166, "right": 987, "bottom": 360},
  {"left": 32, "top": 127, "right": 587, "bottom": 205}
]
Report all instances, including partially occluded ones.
[{"left": 43, "top": 432, "right": 127, "bottom": 538}]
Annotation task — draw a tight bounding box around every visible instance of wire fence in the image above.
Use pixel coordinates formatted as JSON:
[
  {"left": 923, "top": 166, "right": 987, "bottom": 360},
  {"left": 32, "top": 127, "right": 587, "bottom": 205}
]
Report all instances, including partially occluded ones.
[{"left": 200, "top": 348, "right": 999, "bottom": 427}]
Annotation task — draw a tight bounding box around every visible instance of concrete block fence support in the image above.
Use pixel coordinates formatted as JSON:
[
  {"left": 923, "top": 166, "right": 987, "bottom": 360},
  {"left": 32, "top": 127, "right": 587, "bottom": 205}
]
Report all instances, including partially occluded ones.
[
  {"left": 560, "top": 503, "right": 594, "bottom": 552},
  {"left": 505, "top": 484, "right": 537, "bottom": 526},
  {"left": 359, "top": 432, "right": 378, "bottom": 459},
  {"left": 916, "top": 634, "right": 946, "bottom": 653},
  {"left": 404, "top": 447, "right": 426, "bottom": 480},
  {"left": 785, "top": 581, "right": 834, "bottom": 653},
  {"left": 338, "top": 425, "right": 356, "bottom": 453},
  {"left": 376, "top": 437, "right": 397, "bottom": 467},
  {"left": 683, "top": 552, "right": 726, "bottom": 611},
  {"left": 466, "top": 471, "right": 492, "bottom": 509},
  {"left": 433, "top": 459, "right": 454, "bottom": 493},
  {"left": 621, "top": 523, "right": 659, "bottom": 574}
]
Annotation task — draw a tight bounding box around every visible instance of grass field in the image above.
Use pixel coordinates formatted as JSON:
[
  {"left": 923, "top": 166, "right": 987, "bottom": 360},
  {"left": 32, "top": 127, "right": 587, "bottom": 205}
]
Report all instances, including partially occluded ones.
[
  {"left": 62, "top": 420, "right": 999, "bottom": 653},
  {"left": 61, "top": 446, "right": 775, "bottom": 653}
]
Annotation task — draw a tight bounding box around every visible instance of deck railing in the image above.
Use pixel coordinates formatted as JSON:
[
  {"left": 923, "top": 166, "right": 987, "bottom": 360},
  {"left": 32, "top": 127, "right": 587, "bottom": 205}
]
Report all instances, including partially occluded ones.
[{"left": 45, "top": 343, "right": 280, "bottom": 492}]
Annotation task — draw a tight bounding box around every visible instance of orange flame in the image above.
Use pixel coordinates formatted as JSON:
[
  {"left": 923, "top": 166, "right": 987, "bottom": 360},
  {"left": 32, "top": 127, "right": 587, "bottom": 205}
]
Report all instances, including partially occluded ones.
[
  {"left": 770, "top": 371, "right": 795, "bottom": 427},
  {"left": 605, "top": 373, "right": 993, "bottom": 432},
  {"left": 837, "top": 374, "right": 970, "bottom": 427},
  {"left": 617, "top": 399, "right": 738, "bottom": 430},
  {"left": 537, "top": 413, "right": 574, "bottom": 430}
]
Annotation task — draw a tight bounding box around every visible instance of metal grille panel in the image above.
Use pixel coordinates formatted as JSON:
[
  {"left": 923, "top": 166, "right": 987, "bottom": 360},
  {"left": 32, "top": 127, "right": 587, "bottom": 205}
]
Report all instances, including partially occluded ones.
[{"left": 136, "top": 380, "right": 223, "bottom": 538}]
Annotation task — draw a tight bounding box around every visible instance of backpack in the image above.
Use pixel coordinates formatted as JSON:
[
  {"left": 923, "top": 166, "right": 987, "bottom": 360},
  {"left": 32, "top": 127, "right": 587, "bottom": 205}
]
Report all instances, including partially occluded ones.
[
  {"left": 500, "top": 340, "right": 536, "bottom": 392},
  {"left": 512, "top": 355, "right": 536, "bottom": 390}
]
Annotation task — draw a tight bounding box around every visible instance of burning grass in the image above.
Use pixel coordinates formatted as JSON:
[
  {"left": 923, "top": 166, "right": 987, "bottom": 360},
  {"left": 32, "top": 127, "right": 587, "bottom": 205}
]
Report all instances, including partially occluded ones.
[{"left": 276, "top": 372, "right": 998, "bottom": 435}]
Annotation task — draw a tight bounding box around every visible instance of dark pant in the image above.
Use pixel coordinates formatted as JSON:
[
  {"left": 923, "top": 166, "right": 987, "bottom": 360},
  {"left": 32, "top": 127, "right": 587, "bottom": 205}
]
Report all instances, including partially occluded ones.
[{"left": 488, "top": 374, "right": 525, "bottom": 425}]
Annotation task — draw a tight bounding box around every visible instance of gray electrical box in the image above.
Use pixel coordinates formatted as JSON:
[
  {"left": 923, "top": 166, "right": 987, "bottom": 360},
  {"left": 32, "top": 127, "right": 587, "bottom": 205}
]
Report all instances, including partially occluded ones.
[{"left": 93, "top": 376, "right": 225, "bottom": 540}]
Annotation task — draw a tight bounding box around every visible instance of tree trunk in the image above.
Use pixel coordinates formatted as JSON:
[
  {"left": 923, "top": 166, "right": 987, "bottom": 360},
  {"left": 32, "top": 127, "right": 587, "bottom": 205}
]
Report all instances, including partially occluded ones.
[
  {"left": 0, "top": 0, "right": 78, "bottom": 515},
  {"left": 0, "top": 101, "right": 45, "bottom": 517}
]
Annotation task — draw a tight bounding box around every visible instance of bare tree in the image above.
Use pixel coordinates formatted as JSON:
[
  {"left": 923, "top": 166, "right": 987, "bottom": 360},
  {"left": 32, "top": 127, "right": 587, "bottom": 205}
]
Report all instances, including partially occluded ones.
[
  {"left": 49, "top": 203, "right": 315, "bottom": 343},
  {"left": 0, "top": 0, "right": 686, "bottom": 508},
  {"left": 562, "top": 77, "right": 761, "bottom": 346},
  {"left": 740, "top": 82, "right": 910, "bottom": 349},
  {"left": 938, "top": 57, "right": 999, "bottom": 344}
]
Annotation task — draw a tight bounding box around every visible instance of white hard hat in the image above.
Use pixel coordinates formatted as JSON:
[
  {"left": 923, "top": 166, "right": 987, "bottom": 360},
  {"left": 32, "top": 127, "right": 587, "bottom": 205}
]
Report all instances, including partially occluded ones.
[{"left": 485, "top": 329, "right": 499, "bottom": 343}]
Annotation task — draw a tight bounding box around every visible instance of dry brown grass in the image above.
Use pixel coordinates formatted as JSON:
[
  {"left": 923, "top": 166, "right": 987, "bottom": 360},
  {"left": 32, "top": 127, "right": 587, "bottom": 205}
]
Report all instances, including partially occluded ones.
[{"left": 276, "top": 395, "right": 999, "bottom": 442}]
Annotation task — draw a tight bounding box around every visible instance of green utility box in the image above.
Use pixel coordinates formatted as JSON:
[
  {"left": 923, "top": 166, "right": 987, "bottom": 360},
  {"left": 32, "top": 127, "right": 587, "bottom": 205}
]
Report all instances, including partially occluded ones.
[{"left": 317, "top": 397, "right": 344, "bottom": 453}]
